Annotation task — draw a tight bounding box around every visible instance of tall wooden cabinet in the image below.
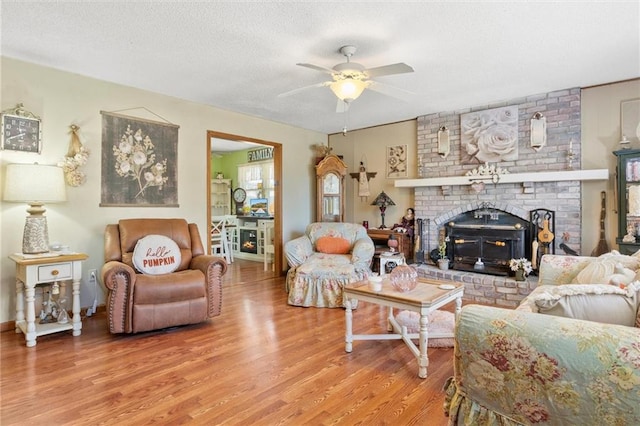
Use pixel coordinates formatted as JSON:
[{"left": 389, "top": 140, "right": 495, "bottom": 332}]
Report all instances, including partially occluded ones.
[
  {"left": 316, "top": 154, "right": 347, "bottom": 222},
  {"left": 614, "top": 149, "right": 640, "bottom": 254}
]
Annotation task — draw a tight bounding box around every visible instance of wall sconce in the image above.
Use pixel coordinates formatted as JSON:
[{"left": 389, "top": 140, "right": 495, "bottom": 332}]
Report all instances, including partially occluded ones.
[
  {"left": 437, "top": 126, "right": 450, "bottom": 158},
  {"left": 3, "top": 163, "right": 67, "bottom": 253},
  {"left": 530, "top": 112, "right": 547, "bottom": 151},
  {"left": 567, "top": 139, "right": 576, "bottom": 170}
]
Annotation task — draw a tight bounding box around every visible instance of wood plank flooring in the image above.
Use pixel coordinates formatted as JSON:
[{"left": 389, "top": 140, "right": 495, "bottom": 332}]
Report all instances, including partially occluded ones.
[{"left": 1, "top": 260, "right": 455, "bottom": 425}]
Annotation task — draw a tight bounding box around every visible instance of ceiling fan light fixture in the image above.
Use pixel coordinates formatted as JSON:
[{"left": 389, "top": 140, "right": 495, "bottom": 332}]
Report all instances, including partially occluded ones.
[{"left": 330, "top": 78, "right": 367, "bottom": 102}]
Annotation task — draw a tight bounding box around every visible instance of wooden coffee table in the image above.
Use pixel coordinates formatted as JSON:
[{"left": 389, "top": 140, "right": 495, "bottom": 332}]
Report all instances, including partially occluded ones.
[{"left": 344, "top": 277, "right": 464, "bottom": 378}]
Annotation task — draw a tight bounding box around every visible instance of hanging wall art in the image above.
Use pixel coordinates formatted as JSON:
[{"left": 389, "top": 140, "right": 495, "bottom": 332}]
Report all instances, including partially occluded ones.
[
  {"left": 386, "top": 144, "right": 408, "bottom": 178},
  {"left": 100, "top": 110, "right": 179, "bottom": 207},
  {"left": 460, "top": 105, "right": 518, "bottom": 164}
]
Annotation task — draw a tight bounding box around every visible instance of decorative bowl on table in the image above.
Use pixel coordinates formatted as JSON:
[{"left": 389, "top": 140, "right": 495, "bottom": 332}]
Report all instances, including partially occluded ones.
[{"left": 389, "top": 264, "right": 418, "bottom": 292}]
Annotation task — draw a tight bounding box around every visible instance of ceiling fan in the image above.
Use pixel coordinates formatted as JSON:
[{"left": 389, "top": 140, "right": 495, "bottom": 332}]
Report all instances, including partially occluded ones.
[{"left": 279, "top": 45, "right": 414, "bottom": 112}]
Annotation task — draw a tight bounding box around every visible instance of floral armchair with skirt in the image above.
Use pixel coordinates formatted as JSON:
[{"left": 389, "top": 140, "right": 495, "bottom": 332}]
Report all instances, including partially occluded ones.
[{"left": 285, "top": 222, "right": 375, "bottom": 308}]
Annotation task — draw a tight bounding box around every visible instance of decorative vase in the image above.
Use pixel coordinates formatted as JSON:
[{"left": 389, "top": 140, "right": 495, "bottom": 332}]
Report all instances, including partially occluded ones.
[
  {"left": 387, "top": 235, "right": 399, "bottom": 253},
  {"left": 389, "top": 264, "right": 418, "bottom": 292},
  {"left": 515, "top": 269, "right": 526, "bottom": 281},
  {"left": 437, "top": 258, "right": 449, "bottom": 270}
]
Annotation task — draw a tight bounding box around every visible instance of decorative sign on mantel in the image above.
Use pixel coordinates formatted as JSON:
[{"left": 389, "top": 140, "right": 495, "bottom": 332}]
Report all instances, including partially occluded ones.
[
  {"left": 248, "top": 147, "right": 273, "bottom": 162},
  {"left": 394, "top": 169, "right": 609, "bottom": 188}
]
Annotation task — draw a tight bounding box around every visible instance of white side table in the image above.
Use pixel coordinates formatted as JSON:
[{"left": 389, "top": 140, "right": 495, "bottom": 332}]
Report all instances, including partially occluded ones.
[
  {"left": 379, "top": 252, "right": 405, "bottom": 275},
  {"left": 9, "top": 253, "right": 88, "bottom": 347}
]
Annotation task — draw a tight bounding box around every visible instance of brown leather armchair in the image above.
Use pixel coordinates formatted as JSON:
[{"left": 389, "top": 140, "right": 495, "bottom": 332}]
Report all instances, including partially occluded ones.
[{"left": 101, "top": 218, "right": 227, "bottom": 334}]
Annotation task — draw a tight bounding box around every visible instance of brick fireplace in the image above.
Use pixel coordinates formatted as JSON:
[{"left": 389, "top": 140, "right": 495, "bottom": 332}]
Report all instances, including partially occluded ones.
[{"left": 411, "top": 88, "right": 584, "bottom": 307}]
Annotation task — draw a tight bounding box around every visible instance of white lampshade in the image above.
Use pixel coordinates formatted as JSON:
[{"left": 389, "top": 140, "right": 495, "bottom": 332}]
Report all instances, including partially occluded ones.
[
  {"left": 3, "top": 163, "right": 67, "bottom": 253},
  {"left": 4, "top": 163, "right": 67, "bottom": 203},
  {"left": 330, "top": 78, "right": 367, "bottom": 102}
]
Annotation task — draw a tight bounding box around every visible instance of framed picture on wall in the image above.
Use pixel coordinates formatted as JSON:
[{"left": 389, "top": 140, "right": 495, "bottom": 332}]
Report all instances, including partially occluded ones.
[
  {"left": 460, "top": 105, "right": 518, "bottom": 164},
  {"left": 386, "top": 144, "right": 407, "bottom": 178},
  {"left": 621, "top": 98, "right": 640, "bottom": 144},
  {"left": 100, "top": 111, "right": 179, "bottom": 207}
]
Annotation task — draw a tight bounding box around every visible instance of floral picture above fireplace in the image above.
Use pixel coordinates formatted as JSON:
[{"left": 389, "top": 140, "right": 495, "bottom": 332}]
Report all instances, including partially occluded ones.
[
  {"left": 100, "top": 111, "right": 179, "bottom": 207},
  {"left": 460, "top": 105, "right": 518, "bottom": 164}
]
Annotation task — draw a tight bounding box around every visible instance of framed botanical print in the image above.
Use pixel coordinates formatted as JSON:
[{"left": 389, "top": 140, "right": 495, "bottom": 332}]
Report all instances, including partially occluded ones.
[
  {"left": 386, "top": 144, "right": 407, "bottom": 178},
  {"left": 100, "top": 111, "right": 179, "bottom": 207},
  {"left": 1, "top": 104, "right": 42, "bottom": 153}
]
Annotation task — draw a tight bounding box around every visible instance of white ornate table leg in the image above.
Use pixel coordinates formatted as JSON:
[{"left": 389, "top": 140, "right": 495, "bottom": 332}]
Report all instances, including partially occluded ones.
[
  {"left": 71, "top": 277, "right": 82, "bottom": 336},
  {"left": 15, "top": 279, "right": 25, "bottom": 334},
  {"left": 418, "top": 312, "right": 429, "bottom": 378},
  {"left": 455, "top": 295, "right": 462, "bottom": 320},
  {"left": 24, "top": 282, "right": 37, "bottom": 347},
  {"left": 387, "top": 306, "right": 394, "bottom": 332},
  {"left": 345, "top": 299, "right": 353, "bottom": 352}
]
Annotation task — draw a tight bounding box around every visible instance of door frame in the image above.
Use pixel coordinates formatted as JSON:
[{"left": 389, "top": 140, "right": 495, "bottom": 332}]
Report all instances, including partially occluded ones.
[{"left": 206, "top": 130, "right": 283, "bottom": 274}]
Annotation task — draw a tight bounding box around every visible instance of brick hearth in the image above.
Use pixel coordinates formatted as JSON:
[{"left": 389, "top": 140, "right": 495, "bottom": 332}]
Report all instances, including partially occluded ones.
[{"left": 417, "top": 264, "right": 538, "bottom": 308}]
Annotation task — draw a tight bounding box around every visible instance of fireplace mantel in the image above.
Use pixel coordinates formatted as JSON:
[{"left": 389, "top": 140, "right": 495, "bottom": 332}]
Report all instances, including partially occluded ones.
[{"left": 394, "top": 169, "right": 609, "bottom": 188}]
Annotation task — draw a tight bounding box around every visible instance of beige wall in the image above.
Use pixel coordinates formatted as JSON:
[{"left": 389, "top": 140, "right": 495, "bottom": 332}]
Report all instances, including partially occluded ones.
[
  {"left": 329, "top": 120, "right": 417, "bottom": 228},
  {"left": 582, "top": 79, "right": 640, "bottom": 253},
  {"left": 0, "top": 57, "right": 326, "bottom": 322}
]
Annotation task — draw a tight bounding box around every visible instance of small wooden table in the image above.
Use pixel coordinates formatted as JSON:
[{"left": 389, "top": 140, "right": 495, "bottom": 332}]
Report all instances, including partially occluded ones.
[
  {"left": 9, "top": 252, "right": 88, "bottom": 347},
  {"left": 344, "top": 277, "right": 464, "bottom": 378}
]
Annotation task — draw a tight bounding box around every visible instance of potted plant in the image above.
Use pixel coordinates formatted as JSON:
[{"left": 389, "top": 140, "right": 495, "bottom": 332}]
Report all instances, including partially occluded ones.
[
  {"left": 437, "top": 237, "right": 449, "bottom": 270},
  {"left": 509, "top": 258, "right": 533, "bottom": 281}
]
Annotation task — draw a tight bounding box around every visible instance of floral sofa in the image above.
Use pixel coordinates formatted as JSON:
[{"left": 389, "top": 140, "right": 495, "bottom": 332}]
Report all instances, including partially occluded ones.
[
  {"left": 284, "top": 222, "right": 374, "bottom": 308},
  {"left": 444, "top": 253, "right": 640, "bottom": 425}
]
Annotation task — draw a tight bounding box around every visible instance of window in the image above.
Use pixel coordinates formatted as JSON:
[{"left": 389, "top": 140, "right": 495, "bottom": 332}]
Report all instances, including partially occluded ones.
[{"left": 238, "top": 160, "right": 274, "bottom": 215}]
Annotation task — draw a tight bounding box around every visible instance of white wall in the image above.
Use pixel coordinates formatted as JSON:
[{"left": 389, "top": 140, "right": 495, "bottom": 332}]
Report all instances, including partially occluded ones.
[{"left": 0, "top": 57, "right": 326, "bottom": 323}]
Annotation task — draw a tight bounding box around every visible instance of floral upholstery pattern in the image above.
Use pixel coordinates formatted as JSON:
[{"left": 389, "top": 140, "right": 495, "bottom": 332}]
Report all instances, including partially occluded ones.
[
  {"left": 285, "top": 222, "right": 374, "bottom": 307},
  {"left": 537, "top": 254, "right": 594, "bottom": 285},
  {"left": 445, "top": 305, "right": 640, "bottom": 425}
]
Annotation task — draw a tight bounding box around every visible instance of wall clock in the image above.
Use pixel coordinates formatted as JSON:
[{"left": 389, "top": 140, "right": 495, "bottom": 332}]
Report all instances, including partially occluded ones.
[
  {"left": 1, "top": 104, "right": 42, "bottom": 153},
  {"left": 233, "top": 187, "right": 247, "bottom": 215}
]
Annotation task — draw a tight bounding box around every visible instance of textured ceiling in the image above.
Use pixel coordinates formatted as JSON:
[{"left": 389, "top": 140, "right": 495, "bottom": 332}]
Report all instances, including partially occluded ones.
[{"left": 1, "top": 1, "right": 639, "bottom": 135}]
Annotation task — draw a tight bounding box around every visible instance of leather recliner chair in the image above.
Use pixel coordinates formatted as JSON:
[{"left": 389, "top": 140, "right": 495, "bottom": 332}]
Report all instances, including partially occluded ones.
[{"left": 102, "top": 218, "right": 227, "bottom": 334}]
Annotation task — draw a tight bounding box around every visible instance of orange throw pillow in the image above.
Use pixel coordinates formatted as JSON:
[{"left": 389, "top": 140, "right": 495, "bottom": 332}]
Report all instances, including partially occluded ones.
[{"left": 316, "top": 236, "right": 351, "bottom": 254}]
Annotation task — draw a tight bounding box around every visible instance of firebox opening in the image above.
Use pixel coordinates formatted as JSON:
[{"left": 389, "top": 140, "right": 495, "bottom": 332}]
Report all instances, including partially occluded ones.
[{"left": 444, "top": 203, "right": 531, "bottom": 276}]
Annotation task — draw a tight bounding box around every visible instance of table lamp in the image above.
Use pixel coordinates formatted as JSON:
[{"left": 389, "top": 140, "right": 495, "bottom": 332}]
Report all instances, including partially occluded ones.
[
  {"left": 371, "top": 190, "right": 395, "bottom": 229},
  {"left": 3, "top": 163, "right": 67, "bottom": 254}
]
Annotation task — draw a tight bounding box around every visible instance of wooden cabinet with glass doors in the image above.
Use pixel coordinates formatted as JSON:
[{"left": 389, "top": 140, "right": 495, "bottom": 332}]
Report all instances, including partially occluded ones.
[
  {"left": 614, "top": 149, "right": 640, "bottom": 254},
  {"left": 316, "top": 154, "right": 347, "bottom": 222}
]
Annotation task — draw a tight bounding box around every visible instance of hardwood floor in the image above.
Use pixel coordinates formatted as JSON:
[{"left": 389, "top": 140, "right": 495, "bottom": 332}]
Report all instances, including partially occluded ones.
[{"left": 1, "top": 259, "right": 455, "bottom": 425}]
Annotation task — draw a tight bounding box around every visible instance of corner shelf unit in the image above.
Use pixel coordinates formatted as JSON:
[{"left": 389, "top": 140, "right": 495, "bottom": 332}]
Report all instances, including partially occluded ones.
[{"left": 211, "top": 178, "right": 232, "bottom": 216}]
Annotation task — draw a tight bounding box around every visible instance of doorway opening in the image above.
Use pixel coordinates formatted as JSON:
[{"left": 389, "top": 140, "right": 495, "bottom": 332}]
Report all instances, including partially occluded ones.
[{"left": 207, "top": 131, "right": 282, "bottom": 276}]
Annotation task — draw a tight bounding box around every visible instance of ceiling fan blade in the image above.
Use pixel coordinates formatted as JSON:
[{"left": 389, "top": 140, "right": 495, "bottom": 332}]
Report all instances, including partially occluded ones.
[
  {"left": 296, "top": 63, "right": 336, "bottom": 75},
  {"left": 364, "top": 62, "right": 414, "bottom": 78},
  {"left": 367, "top": 81, "right": 415, "bottom": 101},
  {"left": 336, "top": 99, "right": 350, "bottom": 113},
  {"left": 278, "top": 81, "right": 330, "bottom": 98}
]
